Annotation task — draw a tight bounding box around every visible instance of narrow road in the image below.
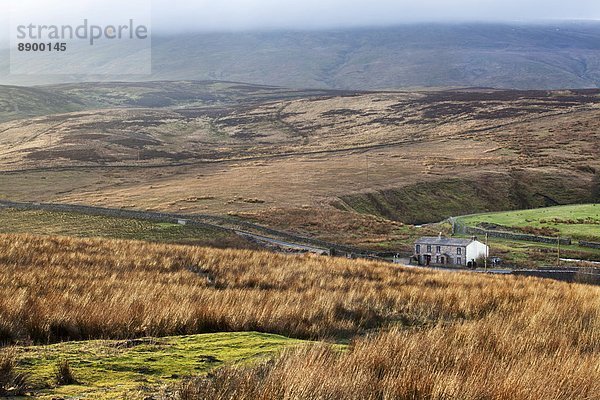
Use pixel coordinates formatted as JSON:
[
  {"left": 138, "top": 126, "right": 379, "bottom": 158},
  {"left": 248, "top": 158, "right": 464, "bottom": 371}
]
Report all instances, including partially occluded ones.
[{"left": 235, "top": 231, "right": 330, "bottom": 255}]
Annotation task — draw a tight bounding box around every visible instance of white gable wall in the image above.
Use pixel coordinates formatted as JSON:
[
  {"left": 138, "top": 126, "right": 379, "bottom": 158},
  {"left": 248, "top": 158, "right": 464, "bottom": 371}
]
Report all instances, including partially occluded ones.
[{"left": 466, "top": 241, "right": 489, "bottom": 263}]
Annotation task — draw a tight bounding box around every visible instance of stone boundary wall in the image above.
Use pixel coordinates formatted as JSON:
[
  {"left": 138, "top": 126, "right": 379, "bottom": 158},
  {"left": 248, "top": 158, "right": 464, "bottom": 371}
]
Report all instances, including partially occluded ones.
[
  {"left": 513, "top": 270, "right": 600, "bottom": 285},
  {"left": 579, "top": 241, "right": 600, "bottom": 249}
]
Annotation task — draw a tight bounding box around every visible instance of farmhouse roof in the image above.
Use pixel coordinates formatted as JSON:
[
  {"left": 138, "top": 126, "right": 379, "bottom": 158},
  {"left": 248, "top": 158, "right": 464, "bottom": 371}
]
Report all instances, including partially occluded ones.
[{"left": 416, "top": 237, "right": 474, "bottom": 246}]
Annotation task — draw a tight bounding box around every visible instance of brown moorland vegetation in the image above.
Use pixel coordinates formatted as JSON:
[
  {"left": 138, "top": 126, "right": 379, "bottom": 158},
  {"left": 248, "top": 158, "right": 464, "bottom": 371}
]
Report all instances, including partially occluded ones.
[
  {"left": 234, "top": 207, "right": 435, "bottom": 252},
  {"left": 0, "top": 88, "right": 598, "bottom": 223},
  {"left": 0, "top": 234, "right": 599, "bottom": 399}
]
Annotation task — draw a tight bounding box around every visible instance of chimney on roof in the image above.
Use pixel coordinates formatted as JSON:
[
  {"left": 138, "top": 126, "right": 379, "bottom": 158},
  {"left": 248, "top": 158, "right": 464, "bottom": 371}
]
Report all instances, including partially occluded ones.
[
  {"left": 471, "top": 236, "right": 477, "bottom": 241},
  {"left": 438, "top": 232, "right": 443, "bottom": 239}
]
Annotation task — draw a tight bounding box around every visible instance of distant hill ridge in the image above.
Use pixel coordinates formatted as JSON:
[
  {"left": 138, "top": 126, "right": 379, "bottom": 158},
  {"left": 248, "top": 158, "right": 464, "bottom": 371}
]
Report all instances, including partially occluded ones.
[{"left": 2, "top": 22, "right": 600, "bottom": 89}]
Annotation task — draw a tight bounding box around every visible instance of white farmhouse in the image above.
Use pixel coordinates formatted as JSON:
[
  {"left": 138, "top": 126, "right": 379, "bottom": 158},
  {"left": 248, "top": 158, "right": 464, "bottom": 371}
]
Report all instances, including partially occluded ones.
[{"left": 414, "top": 234, "right": 489, "bottom": 267}]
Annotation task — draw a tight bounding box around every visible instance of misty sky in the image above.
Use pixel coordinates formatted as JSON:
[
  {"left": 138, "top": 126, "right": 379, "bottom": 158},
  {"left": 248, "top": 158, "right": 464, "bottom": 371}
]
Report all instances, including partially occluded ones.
[
  {"left": 1, "top": 0, "right": 599, "bottom": 43},
  {"left": 151, "top": 0, "right": 600, "bottom": 32}
]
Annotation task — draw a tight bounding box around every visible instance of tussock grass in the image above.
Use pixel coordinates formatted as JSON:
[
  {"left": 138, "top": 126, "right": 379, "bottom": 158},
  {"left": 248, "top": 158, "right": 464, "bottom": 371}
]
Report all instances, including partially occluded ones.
[
  {"left": 2, "top": 233, "right": 585, "bottom": 343},
  {"left": 1, "top": 233, "right": 599, "bottom": 344},
  {"left": 0, "top": 348, "right": 28, "bottom": 396},
  {"left": 169, "top": 273, "right": 600, "bottom": 399},
  {"left": 54, "top": 359, "right": 77, "bottom": 386},
  {"left": 1, "top": 233, "right": 599, "bottom": 398},
  {"left": 175, "top": 319, "right": 600, "bottom": 400}
]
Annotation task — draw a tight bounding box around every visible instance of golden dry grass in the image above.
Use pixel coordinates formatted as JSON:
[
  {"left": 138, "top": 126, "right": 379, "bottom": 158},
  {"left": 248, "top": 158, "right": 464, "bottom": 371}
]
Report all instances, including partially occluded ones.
[
  {"left": 167, "top": 245, "right": 600, "bottom": 399},
  {"left": 0, "top": 233, "right": 528, "bottom": 342},
  {"left": 1, "top": 233, "right": 599, "bottom": 399},
  {"left": 176, "top": 317, "right": 600, "bottom": 400},
  {"left": 0, "top": 232, "right": 595, "bottom": 344}
]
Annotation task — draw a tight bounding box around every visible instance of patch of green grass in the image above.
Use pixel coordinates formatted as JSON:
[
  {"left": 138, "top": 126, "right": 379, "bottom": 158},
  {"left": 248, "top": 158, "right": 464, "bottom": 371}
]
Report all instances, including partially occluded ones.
[
  {"left": 0, "top": 208, "right": 248, "bottom": 248},
  {"left": 458, "top": 204, "right": 600, "bottom": 241},
  {"left": 14, "top": 332, "right": 305, "bottom": 399}
]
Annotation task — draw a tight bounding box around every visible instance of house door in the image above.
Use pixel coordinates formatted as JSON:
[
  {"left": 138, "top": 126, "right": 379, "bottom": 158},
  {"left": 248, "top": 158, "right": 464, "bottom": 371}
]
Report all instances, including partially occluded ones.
[{"left": 424, "top": 255, "right": 431, "bottom": 266}]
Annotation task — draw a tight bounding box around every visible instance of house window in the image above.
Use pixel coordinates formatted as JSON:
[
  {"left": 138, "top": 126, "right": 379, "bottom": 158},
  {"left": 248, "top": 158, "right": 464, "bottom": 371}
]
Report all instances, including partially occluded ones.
[
  {"left": 427, "top": 245, "right": 432, "bottom": 252},
  {"left": 436, "top": 246, "right": 441, "bottom": 253},
  {"left": 457, "top": 257, "right": 462, "bottom": 265},
  {"left": 457, "top": 247, "right": 462, "bottom": 255},
  {"left": 416, "top": 245, "right": 421, "bottom": 254}
]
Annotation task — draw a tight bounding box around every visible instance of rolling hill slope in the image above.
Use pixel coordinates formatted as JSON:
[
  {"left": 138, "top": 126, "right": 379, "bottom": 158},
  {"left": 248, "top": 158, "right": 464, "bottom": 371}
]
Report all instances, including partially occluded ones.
[
  {"left": 0, "top": 83, "right": 598, "bottom": 226},
  {"left": 0, "top": 85, "right": 86, "bottom": 123},
  {"left": 0, "top": 81, "right": 344, "bottom": 123}
]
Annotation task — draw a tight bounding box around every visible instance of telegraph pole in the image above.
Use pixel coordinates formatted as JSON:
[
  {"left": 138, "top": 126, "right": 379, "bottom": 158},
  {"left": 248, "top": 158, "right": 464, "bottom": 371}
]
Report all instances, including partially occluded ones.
[
  {"left": 557, "top": 236, "right": 561, "bottom": 268},
  {"left": 485, "top": 233, "right": 489, "bottom": 271}
]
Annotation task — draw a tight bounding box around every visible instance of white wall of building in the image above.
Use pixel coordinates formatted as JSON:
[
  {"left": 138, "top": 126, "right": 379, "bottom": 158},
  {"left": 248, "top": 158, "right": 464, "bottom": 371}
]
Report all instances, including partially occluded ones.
[{"left": 466, "top": 241, "right": 489, "bottom": 263}]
